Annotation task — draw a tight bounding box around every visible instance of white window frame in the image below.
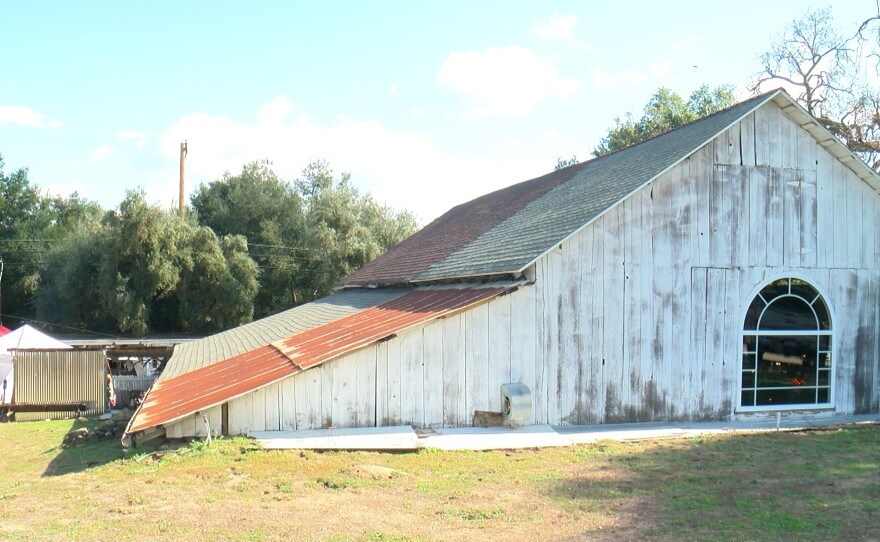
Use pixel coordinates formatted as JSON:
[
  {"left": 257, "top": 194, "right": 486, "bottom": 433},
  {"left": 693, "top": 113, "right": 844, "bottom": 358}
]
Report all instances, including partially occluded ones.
[{"left": 738, "top": 276, "right": 835, "bottom": 413}]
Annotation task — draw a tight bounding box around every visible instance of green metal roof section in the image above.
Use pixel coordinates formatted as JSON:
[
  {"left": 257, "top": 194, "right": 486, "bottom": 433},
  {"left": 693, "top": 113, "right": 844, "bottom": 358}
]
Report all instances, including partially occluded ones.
[
  {"left": 160, "top": 288, "right": 407, "bottom": 381},
  {"left": 412, "top": 91, "right": 779, "bottom": 282}
]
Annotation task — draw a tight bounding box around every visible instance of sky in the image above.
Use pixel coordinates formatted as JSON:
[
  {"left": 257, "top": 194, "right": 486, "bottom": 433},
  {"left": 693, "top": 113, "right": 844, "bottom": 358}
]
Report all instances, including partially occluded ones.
[{"left": 1, "top": 1, "right": 876, "bottom": 224}]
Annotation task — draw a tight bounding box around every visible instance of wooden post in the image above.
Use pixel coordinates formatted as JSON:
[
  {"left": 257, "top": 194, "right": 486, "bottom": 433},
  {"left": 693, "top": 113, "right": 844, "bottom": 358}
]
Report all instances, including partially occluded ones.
[{"left": 179, "top": 141, "right": 187, "bottom": 219}]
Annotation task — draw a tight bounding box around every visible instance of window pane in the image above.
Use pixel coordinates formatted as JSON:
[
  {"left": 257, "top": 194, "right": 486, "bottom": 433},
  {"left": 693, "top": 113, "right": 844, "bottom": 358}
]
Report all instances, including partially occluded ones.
[
  {"left": 790, "top": 279, "right": 818, "bottom": 303},
  {"left": 744, "top": 297, "right": 764, "bottom": 330},
  {"left": 756, "top": 335, "right": 818, "bottom": 389},
  {"left": 818, "top": 369, "right": 830, "bottom": 386},
  {"left": 760, "top": 279, "right": 790, "bottom": 303},
  {"left": 742, "top": 352, "right": 756, "bottom": 370},
  {"left": 741, "top": 390, "right": 755, "bottom": 407},
  {"left": 742, "top": 371, "right": 756, "bottom": 388},
  {"left": 820, "top": 353, "right": 832, "bottom": 368},
  {"left": 817, "top": 388, "right": 830, "bottom": 403},
  {"left": 819, "top": 335, "right": 830, "bottom": 351},
  {"left": 759, "top": 296, "right": 818, "bottom": 330},
  {"left": 813, "top": 298, "right": 831, "bottom": 330},
  {"left": 756, "top": 388, "right": 818, "bottom": 406}
]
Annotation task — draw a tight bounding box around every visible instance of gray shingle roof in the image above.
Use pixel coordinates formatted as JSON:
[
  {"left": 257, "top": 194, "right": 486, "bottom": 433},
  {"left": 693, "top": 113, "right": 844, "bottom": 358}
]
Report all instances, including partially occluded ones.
[
  {"left": 160, "top": 288, "right": 406, "bottom": 380},
  {"left": 412, "top": 91, "right": 776, "bottom": 281},
  {"left": 339, "top": 91, "right": 778, "bottom": 286}
]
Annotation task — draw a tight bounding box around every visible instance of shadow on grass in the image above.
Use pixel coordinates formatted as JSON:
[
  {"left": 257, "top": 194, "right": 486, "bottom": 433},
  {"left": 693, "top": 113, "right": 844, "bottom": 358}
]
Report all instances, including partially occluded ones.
[
  {"left": 547, "top": 425, "right": 880, "bottom": 542},
  {"left": 42, "top": 419, "right": 127, "bottom": 477}
]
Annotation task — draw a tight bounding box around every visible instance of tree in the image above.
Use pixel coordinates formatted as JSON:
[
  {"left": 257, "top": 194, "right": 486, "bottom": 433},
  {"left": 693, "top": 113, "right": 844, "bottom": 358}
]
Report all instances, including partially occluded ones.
[
  {"left": 0, "top": 155, "right": 103, "bottom": 326},
  {"left": 296, "top": 161, "right": 418, "bottom": 299},
  {"left": 191, "top": 161, "right": 307, "bottom": 317},
  {"left": 750, "top": 6, "right": 880, "bottom": 170},
  {"left": 37, "top": 191, "right": 260, "bottom": 336},
  {"left": 175, "top": 228, "right": 259, "bottom": 333},
  {"left": 194, "top": 160, "right": 418, "bottom": 313},
  {"left": 593, "top": 85, "right": 737, "bottom": 156},
  {"left": 554, "top": 155, "right": 578, "bottom": 171}
]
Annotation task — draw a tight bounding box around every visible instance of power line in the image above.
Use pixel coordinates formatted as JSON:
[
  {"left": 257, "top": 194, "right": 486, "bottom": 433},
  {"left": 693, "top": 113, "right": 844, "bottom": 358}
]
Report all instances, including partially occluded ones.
[
  {"left": 246, "top": 242, "right": 317, "bottom": 252},
  {"left": 0, "top": 313, "right": 124, "bottom": 339}
]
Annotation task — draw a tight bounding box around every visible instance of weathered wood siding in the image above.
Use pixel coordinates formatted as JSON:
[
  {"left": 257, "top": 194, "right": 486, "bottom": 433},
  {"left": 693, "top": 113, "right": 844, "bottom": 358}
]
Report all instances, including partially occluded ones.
[
  {"left": 532, "top": 100, "right": 880, "bottom": 424},
  {"left": 165, "top": 101, "right": 880, "bottom": 437}
]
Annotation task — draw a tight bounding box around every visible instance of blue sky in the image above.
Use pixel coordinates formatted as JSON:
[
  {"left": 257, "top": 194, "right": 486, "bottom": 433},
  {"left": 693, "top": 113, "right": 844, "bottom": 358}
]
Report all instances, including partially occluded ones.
[{"left": 1, "top": 1, "right": 875, "bottom": 223}]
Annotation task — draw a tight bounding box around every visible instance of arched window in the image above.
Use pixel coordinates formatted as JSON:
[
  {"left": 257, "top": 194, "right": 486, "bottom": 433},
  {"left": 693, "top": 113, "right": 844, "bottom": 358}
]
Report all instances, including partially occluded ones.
[{"left": 741, "top": 278, "right": 832, "bottom": 408}]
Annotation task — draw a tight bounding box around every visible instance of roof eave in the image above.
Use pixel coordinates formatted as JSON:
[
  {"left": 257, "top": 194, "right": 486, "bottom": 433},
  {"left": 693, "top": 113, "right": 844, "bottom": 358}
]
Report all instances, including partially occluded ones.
[
  {"left": 772, "top": 93, "right": 880, "bottom": 192},
  {"left": 513, "top": 90, "right": 786, "bottom": 277}
]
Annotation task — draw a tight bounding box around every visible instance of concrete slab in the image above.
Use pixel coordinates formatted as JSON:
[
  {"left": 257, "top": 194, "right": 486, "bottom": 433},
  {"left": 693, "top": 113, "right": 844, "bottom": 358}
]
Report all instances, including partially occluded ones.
[
  {"left": 420, "top": 425, "right": 573, "bottom": 450},
  {"left": 249, "top": 425, "right": 419, "bottom": 450},
  {"left": 246, "top": 415, "right": 879, "bottom": 451}
]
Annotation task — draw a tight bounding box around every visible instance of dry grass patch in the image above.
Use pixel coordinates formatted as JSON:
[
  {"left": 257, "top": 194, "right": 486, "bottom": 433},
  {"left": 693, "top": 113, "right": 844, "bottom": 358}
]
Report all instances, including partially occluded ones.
[{"left": 0, "top": 420, "right": 878, "bottom": 541}]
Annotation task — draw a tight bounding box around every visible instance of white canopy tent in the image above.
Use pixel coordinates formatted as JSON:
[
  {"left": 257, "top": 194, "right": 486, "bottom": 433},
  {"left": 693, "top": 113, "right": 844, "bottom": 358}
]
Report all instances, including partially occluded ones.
[{"left": 0, "top": 325, "right": 70, "bottom": 403}]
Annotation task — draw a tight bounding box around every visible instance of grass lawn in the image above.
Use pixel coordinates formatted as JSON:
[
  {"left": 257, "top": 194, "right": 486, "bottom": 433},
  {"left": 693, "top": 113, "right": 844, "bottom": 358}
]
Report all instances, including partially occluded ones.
[{"left": 0, "top": 419, "right": 878, "bottom": 541}]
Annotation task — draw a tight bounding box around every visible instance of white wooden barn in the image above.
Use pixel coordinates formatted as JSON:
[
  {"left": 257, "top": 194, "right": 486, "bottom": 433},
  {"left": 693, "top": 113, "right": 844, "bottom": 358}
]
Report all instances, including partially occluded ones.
[{"left": 125, "top": 89, "right": 880, "bottom": 441}]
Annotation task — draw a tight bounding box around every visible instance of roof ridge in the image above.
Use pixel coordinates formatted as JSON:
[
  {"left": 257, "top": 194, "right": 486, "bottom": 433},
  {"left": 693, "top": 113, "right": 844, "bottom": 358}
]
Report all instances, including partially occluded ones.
[{"left": 571, "top": 88, "right": 783, "bottom": 166}]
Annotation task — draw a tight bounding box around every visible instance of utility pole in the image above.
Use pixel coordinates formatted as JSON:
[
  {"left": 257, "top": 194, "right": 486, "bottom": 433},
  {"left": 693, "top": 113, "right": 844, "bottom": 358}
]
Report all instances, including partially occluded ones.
[{"left": 179, "top": 140, "right": 188, "bottom": 219}]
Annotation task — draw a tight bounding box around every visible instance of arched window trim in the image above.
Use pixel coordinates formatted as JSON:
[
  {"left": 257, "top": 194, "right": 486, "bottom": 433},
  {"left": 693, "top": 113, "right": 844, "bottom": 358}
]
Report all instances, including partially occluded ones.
[
  {"left": 757, "top": 294, "right": 821, "bottom": 331},
  {"left": 738, "top": 276, "right": 836, "bottom": 413}
]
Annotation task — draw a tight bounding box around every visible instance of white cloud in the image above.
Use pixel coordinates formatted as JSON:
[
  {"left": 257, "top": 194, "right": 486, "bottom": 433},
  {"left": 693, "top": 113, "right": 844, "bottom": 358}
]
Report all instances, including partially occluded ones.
[
  {"left": 436, "top": 46, "right": 582, "bottom": 117},
  {"left": 592, "top": 66, "right": 647, "bottom": 87},
  {"left": 90, "top": 144, "right": 115, "bottom": 163},
  {"left": 257, "top": 95, "right": 295, "bottom": 125},
  {"left": 0, "top": 105, "right": 62, "bottom": 128},
  {"left": 533, "top": 13, "right": 578, "bottom": 39},
  {"left": 532, "top": 13, "right": 598, "bottom": 52},
  {"left": 118, "top": 130, "right": 150, "bottom": 149},
  {"left": 389, "top": 83, "right": 400, "bottom": 97},
  {"left": 153, "top": 97, "right": 552, "bottom": 222},
  {"left": 650, "top": 60, "right": 670, "bottom": 77},
  {"left": 671, "top": 34, "right": 700, "bottom": 51},
  {"left": 45, "top": 180, "right": 87, "bottom": 199},
  {"left": 592, "top": 66, "right": 616, "bottom": 87},
  {"left": 541, "top": 130, "right": 566, "bottom": 144}
]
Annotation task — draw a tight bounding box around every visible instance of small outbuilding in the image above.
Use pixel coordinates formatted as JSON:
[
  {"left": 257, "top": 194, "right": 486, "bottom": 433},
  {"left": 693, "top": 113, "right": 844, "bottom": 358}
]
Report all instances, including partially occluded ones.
[
  {"left": 125, "top": 89, "right": 880, "bottom": 441},
  {"left": 0, "top": 324, "right": 71, "bottom": 406}
]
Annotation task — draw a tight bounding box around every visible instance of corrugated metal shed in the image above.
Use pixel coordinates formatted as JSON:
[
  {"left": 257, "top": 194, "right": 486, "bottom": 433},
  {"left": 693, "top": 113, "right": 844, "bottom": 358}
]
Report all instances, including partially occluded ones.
[
  {"left": 127, "top": 285, "right": 515, "bottom": 435},
  {"left": 12, "top": 349, "right": 106, "bottom": 420}
]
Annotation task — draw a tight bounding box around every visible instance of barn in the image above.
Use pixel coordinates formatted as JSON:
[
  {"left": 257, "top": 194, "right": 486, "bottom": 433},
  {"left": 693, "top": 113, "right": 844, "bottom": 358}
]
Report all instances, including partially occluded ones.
[{"left": 125, "top": 89, "right": 880, "bottom": 442}]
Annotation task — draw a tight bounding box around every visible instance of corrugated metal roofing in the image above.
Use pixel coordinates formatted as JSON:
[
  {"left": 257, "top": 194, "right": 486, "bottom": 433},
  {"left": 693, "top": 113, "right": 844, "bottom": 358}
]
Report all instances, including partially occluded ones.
[
  {"left": 160, "top": 288, "right": 406, "bottom": 380},
  {"left": 341, "top": 90, "right": 879, "bottom": 286},
  {"left": 127, "top": 285, "right": 514, "bottom": 435}
]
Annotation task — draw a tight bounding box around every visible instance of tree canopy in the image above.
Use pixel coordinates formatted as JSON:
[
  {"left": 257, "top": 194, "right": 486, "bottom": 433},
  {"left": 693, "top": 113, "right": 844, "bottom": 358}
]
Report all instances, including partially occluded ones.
[
  {"left": 36, "top": 191, "right": 259, "bottom": 335},
  {"left": 593, "top": 85, "right": 737, "bottom": 157},
  {"left": 1, "top": 153, "right": 416, "bottom": 337},
  {"left": 750, "top": 6, "right": 880, "bottom": 170},
  {"left": 0, "top": 155, "right": 103, "bottom": 326},
  {"left": 192, "top": 160, "right": 417, "bottom": 317}
]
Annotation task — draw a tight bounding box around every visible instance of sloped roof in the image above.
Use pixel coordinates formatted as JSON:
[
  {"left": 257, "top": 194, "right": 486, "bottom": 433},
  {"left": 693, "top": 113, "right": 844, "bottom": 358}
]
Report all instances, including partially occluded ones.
[
  {"left": 126, "top": 285, "right": 516, "bottom": 435},
  {"left": 161, "top": 288, "right": 406, "bottom": 380},
  {"left": 0, "top": 324, "right": 70, "bottom": 354},
  {"left": 341, "top": 89, "right": 880, "bottom": 287}
]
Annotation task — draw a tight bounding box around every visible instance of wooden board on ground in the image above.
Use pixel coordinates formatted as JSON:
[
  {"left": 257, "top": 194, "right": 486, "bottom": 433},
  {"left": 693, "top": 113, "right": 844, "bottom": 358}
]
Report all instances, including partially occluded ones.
[{"left": 249, "top": 425, "right": 419, "bottom": 450}]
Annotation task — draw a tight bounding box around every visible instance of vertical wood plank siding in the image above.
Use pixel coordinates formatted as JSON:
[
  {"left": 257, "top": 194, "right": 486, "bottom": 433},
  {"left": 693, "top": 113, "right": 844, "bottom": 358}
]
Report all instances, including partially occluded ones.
[
  {"left": 13, "top": 350, "right": 106, "bottom": 421},
  {"left": 165, "top": 101, "right": 880, "bottom": 437}
]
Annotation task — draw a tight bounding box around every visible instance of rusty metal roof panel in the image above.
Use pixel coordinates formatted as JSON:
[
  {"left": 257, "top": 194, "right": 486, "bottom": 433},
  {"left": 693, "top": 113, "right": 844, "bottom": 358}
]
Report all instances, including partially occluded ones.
[
  {"left": 279, "top": 287, "right": 511, "bottom": 369},
  {"left": 161, "top": 288, "right": 407, "bottom": 381},
  {"left": 126, "top": 285, "right": 516, "bottom": 435},
  {"left": 128, "top": 345, "right": 297, "bottom": 433}
]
